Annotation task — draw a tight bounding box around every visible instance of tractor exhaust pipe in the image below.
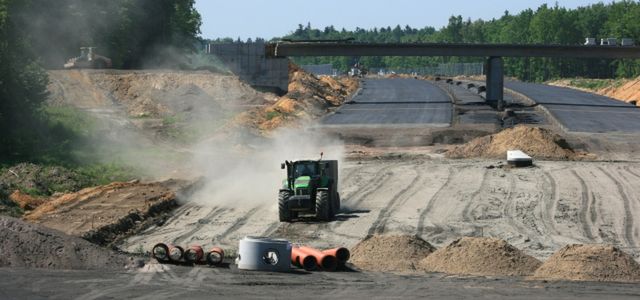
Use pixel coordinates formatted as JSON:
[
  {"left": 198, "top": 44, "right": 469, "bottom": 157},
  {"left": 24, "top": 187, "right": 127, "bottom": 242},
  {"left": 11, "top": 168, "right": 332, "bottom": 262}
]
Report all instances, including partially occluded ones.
[
  {"left": 322, "top": 247, "right": 350, "bottom": 266},
  {"left": 206, "top": 247, "right": 225, "bottom": 266},
  {"left": 299, "top": 246, "right": 337, "bottom": 271},
  {"left": 291, "top": 246, "right": 318, "bottom": 271},
  {"left": 184, "top": 245, "right": 204, "bottom": 263}
]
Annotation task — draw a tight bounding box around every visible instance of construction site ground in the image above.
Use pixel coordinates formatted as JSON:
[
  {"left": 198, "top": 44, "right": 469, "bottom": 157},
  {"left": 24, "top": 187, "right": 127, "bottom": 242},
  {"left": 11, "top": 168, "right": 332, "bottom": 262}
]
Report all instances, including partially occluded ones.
[{"left": 4, "top": 69, "right": 640, "bottom": 298}]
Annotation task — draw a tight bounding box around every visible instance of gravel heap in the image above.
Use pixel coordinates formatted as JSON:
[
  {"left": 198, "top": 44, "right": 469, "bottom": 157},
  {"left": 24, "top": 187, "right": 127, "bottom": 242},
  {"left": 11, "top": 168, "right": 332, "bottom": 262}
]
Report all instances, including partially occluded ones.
[
  {"left": 350, "top": 235, "right": 436, "bottom": 272},
  {"left": 420, "top": 237, "right": 542, "bottom": 276},
  {"left": 532, "top": 244, "right": 640, "bottom": 282}
]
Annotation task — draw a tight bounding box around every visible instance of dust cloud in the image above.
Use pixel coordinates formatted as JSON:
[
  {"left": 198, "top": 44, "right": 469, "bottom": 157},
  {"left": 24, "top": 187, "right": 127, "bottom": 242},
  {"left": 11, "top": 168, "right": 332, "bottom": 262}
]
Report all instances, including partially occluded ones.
[{"left": 186, "top": 127, "right": 345, "bottom": 208}]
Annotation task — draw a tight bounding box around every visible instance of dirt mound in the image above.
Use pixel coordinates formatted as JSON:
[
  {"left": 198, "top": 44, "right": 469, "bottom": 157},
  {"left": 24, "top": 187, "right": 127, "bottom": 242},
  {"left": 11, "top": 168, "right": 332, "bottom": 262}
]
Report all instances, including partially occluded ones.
[
  {"left": 420, "top": 237, "right": 542, "bottom": 276},
  {"left": 532, "top": 244, "right": 640, "bottom": 282},
  {"left": 350, "top": 235, "right": 436, "bottom": 272},
  {"left": 0, "top": 163, "right": 85, "bottom": 196},
  {"left": 445, "top": 125, "right": 586, "bottom": 160},
  {"left": 0, "top": 216, "right": 134, "bottom": 270},
  {"left": 25, "top": 179, "right": 190, "bottom": 246}
]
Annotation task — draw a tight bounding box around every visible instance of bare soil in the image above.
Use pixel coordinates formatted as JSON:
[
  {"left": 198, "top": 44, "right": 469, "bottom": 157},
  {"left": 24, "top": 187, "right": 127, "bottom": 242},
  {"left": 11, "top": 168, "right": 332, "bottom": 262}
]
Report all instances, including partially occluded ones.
[
  {"left": 419, "top": 237, "right": 542, "bottom": 276},
  {"left": 0, "top": 216, "right": 134, "bottom": 270},
  {"left": 24, "top": 179, "right": 193, "bottom": 246},
  {"left": 532, "top": 244, "right": 640, "bottom": 282},
  {"left": 349, "top": 235, "right": 436, "bottom": 272}
]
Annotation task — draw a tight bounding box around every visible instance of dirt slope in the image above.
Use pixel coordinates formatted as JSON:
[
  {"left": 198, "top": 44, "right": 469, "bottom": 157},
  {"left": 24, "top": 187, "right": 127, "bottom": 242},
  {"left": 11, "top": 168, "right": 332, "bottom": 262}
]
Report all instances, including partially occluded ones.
[
  {"left": 24, "top": 179, "right": 191, "bottom": 246},
  {"left": 599, "top": 77, "right": 640, "bottom": 106},
  {"left": 0, "top": 216, "right": 134, "bottom": 270}
]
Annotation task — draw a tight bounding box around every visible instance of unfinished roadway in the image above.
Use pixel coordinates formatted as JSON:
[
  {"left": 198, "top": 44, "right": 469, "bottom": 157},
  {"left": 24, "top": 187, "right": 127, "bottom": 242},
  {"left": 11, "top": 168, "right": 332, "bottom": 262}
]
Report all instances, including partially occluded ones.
[{"left": 506, "top": 81, "right": 640, "bottom": 134}]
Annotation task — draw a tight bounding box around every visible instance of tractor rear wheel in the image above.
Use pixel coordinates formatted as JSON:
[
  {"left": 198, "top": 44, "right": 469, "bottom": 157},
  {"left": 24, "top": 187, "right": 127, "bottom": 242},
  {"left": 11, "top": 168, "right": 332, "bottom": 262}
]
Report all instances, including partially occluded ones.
[
  {"left": 334, "top": 192, "right": 341, "bottom": 214},
  {"left": 278, "top": 191, "right": 292, "bottom": 222},
  {"left": 315, "top": 190, "right": 330, "bottom": 221}
]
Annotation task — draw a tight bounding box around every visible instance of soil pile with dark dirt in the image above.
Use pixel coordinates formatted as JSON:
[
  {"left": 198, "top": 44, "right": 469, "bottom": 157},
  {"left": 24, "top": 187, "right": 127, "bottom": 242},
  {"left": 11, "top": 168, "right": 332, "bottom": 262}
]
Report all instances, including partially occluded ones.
[
  {"left": 350, "top": 235, "right": 436, "bottom": 272},
  {"left": 419, "top": 237, "right": 542, "bottom": 276},
  {"left": 0, "top": 216, "right": 134, "bottom": 270},
  {"left": 445, "top": 125, "right": 590, "bottom": 160},
  {"left": 531, "top": 244, "right": 640, "bottom": 282}
]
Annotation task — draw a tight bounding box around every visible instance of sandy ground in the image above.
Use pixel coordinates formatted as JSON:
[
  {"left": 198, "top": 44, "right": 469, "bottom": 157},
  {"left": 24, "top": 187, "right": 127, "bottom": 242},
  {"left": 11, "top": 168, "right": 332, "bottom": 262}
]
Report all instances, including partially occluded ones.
[{"left": 120, "top": 156, "right": 640, "bottom": 262}]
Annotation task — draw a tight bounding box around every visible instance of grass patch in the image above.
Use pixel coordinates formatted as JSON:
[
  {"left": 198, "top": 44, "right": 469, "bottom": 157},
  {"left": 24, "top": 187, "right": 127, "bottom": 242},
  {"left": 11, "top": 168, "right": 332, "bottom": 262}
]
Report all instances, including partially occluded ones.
[
  {"left": 567, "top": 78, "right": 625, "bottom": 91},
  {"left": 76, "top": 163, "right": 139, "bottom": 186},
  {"left": 266, "top": 110, "right": 281, "bottom": 121}
]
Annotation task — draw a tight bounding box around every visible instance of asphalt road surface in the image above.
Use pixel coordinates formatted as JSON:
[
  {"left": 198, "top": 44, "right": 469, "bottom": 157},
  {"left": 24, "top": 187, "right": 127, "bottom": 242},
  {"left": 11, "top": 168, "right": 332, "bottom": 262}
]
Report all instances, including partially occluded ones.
[
  {"left": 322, "top": 78, "right": 452, "bottom": 127},
  {"left": 506, "top": 81, "right": 640, "bottom": 133}
]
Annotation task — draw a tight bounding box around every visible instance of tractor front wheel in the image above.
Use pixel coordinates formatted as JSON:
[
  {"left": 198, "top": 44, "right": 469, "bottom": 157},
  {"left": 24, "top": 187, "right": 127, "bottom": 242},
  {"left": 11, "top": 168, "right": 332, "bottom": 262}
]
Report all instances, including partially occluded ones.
[
  {"left": 315, "top": 190, "right": 331, "bottom": 221},
  {"left": 278, "top": 191, "right": 293, "bottom": 222}
]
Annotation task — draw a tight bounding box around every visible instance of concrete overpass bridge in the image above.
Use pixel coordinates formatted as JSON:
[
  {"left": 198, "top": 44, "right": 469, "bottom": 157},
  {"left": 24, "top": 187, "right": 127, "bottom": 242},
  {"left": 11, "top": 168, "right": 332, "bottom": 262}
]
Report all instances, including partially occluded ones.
[{"left": 265, "top": 41, "right": 640, "bottom": 109}]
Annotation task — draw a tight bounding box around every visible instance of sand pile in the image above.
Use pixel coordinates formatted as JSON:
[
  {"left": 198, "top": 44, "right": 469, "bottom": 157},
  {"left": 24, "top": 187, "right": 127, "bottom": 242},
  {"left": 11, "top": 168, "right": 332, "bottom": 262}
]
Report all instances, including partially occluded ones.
[
  {"left": 350, "top": 235, "right": 436, "bottom": 272},
  {"left": 420, "top": 237, "right": 541, "bottom": 276},
  {"left": 532, "top": 244, "right": 640, "bottom": 282},
  {"left": 0, "top": 216, "right": 134, "bottom": 270},
  {"left": 446, "top": 125, "right": 582, "bottom": 160}
]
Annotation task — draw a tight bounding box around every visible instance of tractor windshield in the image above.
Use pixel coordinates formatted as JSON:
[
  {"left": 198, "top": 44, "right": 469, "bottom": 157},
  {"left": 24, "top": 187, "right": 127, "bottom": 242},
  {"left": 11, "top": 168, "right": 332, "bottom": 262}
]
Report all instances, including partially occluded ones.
[{"left": 293, "top": 162, "right": 317, "bottom": 177}]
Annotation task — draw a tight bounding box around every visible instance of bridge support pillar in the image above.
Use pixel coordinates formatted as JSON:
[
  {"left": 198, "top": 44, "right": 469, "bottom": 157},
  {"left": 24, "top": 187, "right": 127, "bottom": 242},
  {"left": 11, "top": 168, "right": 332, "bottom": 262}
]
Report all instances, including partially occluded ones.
[{"left": 486, "top": 56, "right": 504, "bottom": 110}]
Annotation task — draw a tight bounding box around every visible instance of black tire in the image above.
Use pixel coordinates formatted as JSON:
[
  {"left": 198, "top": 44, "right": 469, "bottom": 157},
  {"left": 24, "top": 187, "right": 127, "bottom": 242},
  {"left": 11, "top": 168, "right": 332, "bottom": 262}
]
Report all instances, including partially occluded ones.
[
  {"left": 334, "top": 192, "right": 341, "bottom": 214},
  {"left": 279, "top": 191, "right": 292, "bottom": 222},
  {"left": 315, "top": 190, "right": 330, "bottom": 221}
]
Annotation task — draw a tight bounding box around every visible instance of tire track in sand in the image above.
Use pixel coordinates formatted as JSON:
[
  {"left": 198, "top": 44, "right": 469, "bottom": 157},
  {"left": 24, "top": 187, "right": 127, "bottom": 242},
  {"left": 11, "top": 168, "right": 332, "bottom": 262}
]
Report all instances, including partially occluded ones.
[
  {"left": 570, "top": 170, "right": 595, "bottom": 241},
  {"left": 597, "top": 166, "right": 635, "bottom": 247},
  {"left": 501, "top": 172, "right": 531, "bottom": 233},
  {"left": 461, "top": 168, "right": 489, "bottom": 223},
  {"left": 344, "top": 163, "right": 406, "bottom": 208},
  {"left": 172, "top": 207, "right": 225, "bottom": 244},
  {"left": 213, "top": 206, "right": 263, "bottom": 243},
  {"left": 541, "top": 170, "right": 560, "bottom": 236},
  {"left": 366, "top": 164, "right": 422, "bottom": 237},
  {"left": 416, "top": 167, "right": 454, "bottom": 237}
]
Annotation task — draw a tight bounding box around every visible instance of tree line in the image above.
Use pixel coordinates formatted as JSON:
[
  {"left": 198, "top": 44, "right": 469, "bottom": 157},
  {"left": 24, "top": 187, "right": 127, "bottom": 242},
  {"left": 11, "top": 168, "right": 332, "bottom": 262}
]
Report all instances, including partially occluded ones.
[
  {"left": 0, "top": 0, "right": 201, "bottom": 163},
  {"left": 284, "top": 1, "right": 640, "bottom": 81}
]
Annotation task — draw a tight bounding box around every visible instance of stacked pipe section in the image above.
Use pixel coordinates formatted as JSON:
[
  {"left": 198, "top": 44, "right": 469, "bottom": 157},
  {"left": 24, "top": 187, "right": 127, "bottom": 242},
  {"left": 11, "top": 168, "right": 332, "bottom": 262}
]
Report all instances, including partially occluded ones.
[
  {"left": 151, "top": 243, "right": 225, "bottom": 266},
  {"left": 290, "top": 245, "right": 350, "bottom": 271}
]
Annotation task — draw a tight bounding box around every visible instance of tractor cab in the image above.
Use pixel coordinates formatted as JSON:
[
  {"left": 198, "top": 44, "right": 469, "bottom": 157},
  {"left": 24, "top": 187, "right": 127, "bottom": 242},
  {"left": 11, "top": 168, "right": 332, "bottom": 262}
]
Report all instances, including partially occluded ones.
[{"left": 279, "top": 158, "right": 340, "bottom": 222}]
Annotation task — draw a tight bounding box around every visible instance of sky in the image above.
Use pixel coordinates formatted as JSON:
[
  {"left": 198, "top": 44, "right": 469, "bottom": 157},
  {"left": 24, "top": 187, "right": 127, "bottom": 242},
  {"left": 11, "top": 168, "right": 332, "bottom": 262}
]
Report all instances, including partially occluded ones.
[{"left": 195, "top": 0, "right": 615, "bottom": 40}]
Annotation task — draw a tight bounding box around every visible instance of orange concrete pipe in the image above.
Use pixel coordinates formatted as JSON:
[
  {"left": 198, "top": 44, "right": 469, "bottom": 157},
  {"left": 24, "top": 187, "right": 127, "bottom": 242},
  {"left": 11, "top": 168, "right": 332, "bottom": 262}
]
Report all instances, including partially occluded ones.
[
  {"left": 184, "top": 245, "right": 204, "bottom": 263},
  {"left": 291, "top": 246, "right": 318, "bottom": 271},
  {"left": 167, "top": 244, "right": 185, "bottom": 262},
  {"left": 299, "top": 246, "right": 337, "bottom": 271},
  {"left": 151, "top": 243, "right": 170, "bottom": 262},
  {"left": 322, "top": 247, "right": 350, "bottom": 265},
  {"left": 206, "top": 247, "right": 225, "bottom": 266}
]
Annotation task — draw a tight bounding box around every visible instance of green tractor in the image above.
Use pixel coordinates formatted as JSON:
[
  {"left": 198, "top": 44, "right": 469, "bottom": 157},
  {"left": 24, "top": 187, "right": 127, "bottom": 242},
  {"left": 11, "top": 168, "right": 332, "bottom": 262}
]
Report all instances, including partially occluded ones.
[{"left": 279, "top": 157, "right": 340, "bottom": 222}]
